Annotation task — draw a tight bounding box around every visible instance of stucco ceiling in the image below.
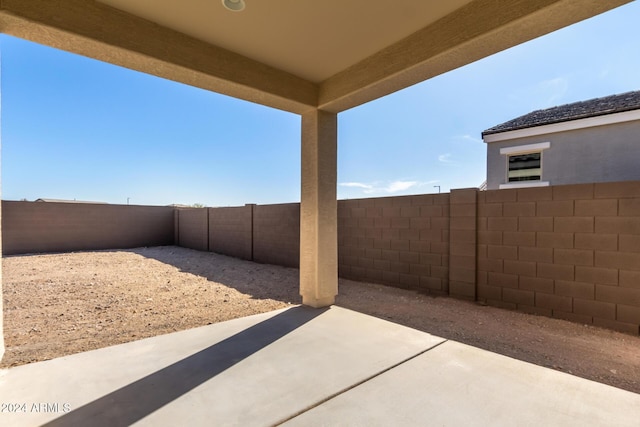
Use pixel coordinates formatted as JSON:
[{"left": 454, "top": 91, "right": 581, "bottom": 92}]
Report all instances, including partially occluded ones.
[
  {"left": 0, "top": 0, "right": 631, "bottom": 113},
  {"left": 97, "top": 0, "right": 471, "bottom": 83}
]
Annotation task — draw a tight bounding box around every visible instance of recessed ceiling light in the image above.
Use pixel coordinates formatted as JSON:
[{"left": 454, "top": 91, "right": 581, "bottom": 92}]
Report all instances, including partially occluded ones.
[{"left": 222, "top": 0, "right": 245, "bottom": 12}]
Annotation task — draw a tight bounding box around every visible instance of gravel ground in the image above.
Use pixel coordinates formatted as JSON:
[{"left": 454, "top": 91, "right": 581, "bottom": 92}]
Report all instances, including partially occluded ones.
[{"left": 2, "top": 245, "right": 639, "bottom": 394}]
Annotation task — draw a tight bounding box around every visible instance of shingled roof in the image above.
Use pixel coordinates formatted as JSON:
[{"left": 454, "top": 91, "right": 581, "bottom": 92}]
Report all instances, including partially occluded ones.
[{"left": 483, "top": 90, "right": 640, "bottom": 136}]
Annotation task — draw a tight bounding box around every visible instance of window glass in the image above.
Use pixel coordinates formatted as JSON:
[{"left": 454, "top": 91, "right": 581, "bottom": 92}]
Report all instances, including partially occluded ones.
[{"left": 508, "top": 152, "right": 541, "bottom": 182}]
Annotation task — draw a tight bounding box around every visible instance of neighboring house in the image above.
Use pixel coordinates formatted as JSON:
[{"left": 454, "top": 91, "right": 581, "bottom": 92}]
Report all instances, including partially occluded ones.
[{"left": 482, "top": 90, "right": 640, "bottom": 190}]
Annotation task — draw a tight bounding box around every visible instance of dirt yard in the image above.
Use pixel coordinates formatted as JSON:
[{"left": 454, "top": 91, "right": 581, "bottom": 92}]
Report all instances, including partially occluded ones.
[{"left": 2, "top": 246, "right": 639, "bottom": 394}]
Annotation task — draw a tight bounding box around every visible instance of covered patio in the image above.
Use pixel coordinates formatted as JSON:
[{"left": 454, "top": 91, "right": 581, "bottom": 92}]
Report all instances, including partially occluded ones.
[
  {"left": 0, "top": 0, "right": 637, "bottom": 424},
  {"left": 0, "top": 0, "right": 631, "bottom": 318}
]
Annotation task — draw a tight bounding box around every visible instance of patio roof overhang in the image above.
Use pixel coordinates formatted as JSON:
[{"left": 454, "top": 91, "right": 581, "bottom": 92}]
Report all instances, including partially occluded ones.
[
  {"left": 0, "top": 0, "right": 631, "bottom": 350},
  {"left": 0, "top": 0, "right": 629, "bottom": 114}
]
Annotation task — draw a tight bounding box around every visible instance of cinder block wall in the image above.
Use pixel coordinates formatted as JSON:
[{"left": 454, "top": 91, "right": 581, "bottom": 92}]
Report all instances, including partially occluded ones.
[
  {"left": 209, "top": 205, "right": 253, "bottom": 260},
  {"left": 253, "top": 203, "right": 300, "bottom": 268},
  {"left": 4, "top": 181, "right": 639, "bottom": 334},
  {"left": 337, "top": 194, "right": 450, "bottom": 294},
  {"left": 449, "top": 189, "right": 478, "bottom": 300},
  {"left": 173, "top": 203, "right": 302, "bottom": 268},
  {"left": 176, "top": 208, "right": 208, "bottom": 251},
  {"left": 478, "top": 182, "right": 640, "bottom": 334},
  {"left": 2, "top": 201, "right": 174, "bottom": 255}
]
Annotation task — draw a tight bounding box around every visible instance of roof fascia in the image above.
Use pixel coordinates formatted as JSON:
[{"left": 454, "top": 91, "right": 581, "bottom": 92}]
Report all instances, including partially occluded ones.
[{"left": 484, "top": 109, "right": 640, "bottom": 143}]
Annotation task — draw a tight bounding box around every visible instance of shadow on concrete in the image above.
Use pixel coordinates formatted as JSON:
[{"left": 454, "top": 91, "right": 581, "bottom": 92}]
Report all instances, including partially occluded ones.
[
  {"left": 43, "top": 306, "right": 327, "bottom": 427},
  {"left": 128, "top": 246, "right": 301, "bottom": 304}
]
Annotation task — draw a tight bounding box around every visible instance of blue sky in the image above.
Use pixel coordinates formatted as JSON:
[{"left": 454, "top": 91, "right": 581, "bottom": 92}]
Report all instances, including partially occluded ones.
[{"left": 2, "top": 2, "right": 639, "bottom": 207}]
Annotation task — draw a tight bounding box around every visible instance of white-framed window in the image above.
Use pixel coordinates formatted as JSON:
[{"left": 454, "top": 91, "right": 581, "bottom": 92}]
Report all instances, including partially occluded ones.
[
  {"left": 508, "top": 152, "right": 541, "bottom": 182},
  {"left": 499, "top": 142, "right": 550, "bottom": 189}
]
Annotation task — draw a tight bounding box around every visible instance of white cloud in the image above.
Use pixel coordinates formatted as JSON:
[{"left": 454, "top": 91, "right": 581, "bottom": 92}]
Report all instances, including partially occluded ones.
[
  {"left": 339, "top": 182, "right": 373, "bottom": 190},
  {"left": 458, "top": 134, "right": 482, "bottom": 144},
  {"left": 438, "top": 153, "right": 453, "bottom": 163},
  {"left": 508, "top": 76, "right": 570, "bottom": 111},
  {"left": 339, "top": 179, "right": 439, "bottom": 196},
  {"left": 385, "top": 180, "right": 417, "bottom": 193},
  {"left": 537, "top": 77, "right": 569, "bottom": 107}
]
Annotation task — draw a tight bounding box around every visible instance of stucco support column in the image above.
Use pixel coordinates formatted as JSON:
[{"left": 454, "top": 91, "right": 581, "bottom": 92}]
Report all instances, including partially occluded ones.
[{"left": 300, "top": 109, "right": 338, "bottom": 307}]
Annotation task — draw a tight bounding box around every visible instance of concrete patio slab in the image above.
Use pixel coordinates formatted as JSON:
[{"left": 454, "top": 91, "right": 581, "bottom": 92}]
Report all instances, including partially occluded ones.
[
  {"left": 0, "top": 306, "right": 443, "bottom": 426},
  {"left": 0, "top": 305, "right": 638, "bottom": 426},
  {"left": 284, "top": 340, "right": 640, "bottom": 426}
]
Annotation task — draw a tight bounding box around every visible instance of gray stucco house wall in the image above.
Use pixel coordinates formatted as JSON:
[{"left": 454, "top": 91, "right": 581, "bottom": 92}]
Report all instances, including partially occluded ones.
[{"left": 483, "top": 91, "right": 640, "bottom": 190}]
